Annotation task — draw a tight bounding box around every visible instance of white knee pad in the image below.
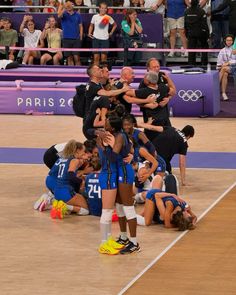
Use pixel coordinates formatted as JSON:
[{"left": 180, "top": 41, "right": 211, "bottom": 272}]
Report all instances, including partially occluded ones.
[
  {"left": 116, "top": 203, "right": 125, "bottom": 218},
  {"left": 123, "top": 206, "right": 136, "bottom": 220},
  {"left": 100, "top": 209, "right": 113, "bottom": 224}
]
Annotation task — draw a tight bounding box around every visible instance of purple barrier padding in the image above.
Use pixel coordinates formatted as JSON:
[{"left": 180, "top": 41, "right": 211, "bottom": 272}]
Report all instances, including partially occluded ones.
[
  {"left": 0, "top": 69, "right": 220, "bottom": 116},
  {"left": 169, "top": 71, "right": 220, "bottom": 117},
  {"left": 0, "top": 13, "right": 163, "bottom": 44}
]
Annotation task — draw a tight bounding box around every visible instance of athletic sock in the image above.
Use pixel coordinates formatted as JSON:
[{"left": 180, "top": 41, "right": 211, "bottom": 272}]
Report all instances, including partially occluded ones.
[
  {"left": 77, "top": 208, "right": 89, "bottom": 216},
  {"left": 130, "top": 237, "right": 137, "bottom": 246},
  {"left": 66, "top": 204, "right": 74, "bottom": 211},
  {"left": 101, "top": 223, "right": 110, "bottom": 243},
  {"left": 120, "top": 232, "right": 128, "bottom": 240},
  {"left": 136, "top": 214, "right": 146, "bottom": 226}
]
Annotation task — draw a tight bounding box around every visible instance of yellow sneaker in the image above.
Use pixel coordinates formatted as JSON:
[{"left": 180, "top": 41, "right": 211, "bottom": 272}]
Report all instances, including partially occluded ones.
[
  {"left": 57, "top": 200, "right": 68, "bottom": 219},
  {"left": 107, "top": 236, "right": 125, "bottom": 250},
  {"left": 98, "top": 241, "right": 120, "bottom": 255}
]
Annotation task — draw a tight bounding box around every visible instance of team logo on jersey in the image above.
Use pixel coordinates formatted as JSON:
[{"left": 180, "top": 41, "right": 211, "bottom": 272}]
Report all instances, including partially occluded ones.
[{"left": 178, "top": 90, "right": 202, "bottom": 102}]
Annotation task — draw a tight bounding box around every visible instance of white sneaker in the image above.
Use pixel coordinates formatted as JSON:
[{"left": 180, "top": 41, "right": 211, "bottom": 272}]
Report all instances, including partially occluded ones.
[
  {"left": 168, "top": 51, "right": 174, "bottom": 58},
  {"left": 34, "top": 193, "right": 49, "bottom": 210},
  {"left": 222, "top": 93, "right": 229, "bottom": 101},
  {"left": 39, "top": 192, "right": 54, "bottom": 212},
  {"left": 181, "top": 51, "right": 188, "bottom": 57}
]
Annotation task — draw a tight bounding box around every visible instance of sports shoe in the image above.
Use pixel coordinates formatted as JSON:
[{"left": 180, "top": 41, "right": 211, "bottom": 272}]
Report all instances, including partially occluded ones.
[
  {"left": 116, "top": 236, "right": 130, "bottom": 246},
  {"left": 33, "top": 193, "right": 48, "bottom": 210},
  {"left": 50, "top": 200, "right": 67, "bottom": 219},
  {"left": 57, "top": 200, "right": 68, "bottom": 219},
  {"left": 107, "top": 237, "right": 125, "bottom": 250},
  {"left": 120, "top": 241, "right": 141, "bottom": 254},
  {"left": 222, "top": 93, "right": 229, "bottom": 101},
  {"left": 167, "top": 51, "right": 174, "bottom": 58},
  {"left": 50, "top": 200, "right": 58, "bottom": 219},
  {"left": 38, "top": 192, "right": 54, "bottom": 212},
  {"left": 98, "top": 241, "right": 120, "bottom": 255}
]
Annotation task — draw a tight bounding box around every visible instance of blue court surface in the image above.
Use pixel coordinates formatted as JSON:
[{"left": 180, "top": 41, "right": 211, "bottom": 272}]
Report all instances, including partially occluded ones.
[{"left": 0, "top": 147, "right": 236, "bottom": 169}]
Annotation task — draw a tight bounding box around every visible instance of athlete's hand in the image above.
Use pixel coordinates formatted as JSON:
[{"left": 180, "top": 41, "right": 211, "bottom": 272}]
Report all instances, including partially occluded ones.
[
  {"left": 104, "top": 132, "right": 115, "bottom": 148},
  {"left": 122, "top": 85, "right": 130, "bottom": 92},
  {"left": 123, "top": 153, "right": 133, "bottom": 164},
  {"left": 146, "top": 94, "right": 156, "bottom": 104},
  {"left": 159, "top": 97, "right": 170, "bottom": 107}
]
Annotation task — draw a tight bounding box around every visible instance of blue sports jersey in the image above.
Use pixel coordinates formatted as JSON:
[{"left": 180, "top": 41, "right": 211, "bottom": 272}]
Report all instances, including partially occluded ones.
[
  {"left": 117, "top": 132, "right": 132, "bottom": 166},
  {"left": 132, "top": 128, "right": 142, "bottom": 145},
  {"left": 98, "top": 146, "right": 117, "bottom": 173},
  {"left": 55, "top": 157, "right": 73, "bottom": 187},
  {"left": 85, "top": 172, "right": 102, "bottom": 216}
]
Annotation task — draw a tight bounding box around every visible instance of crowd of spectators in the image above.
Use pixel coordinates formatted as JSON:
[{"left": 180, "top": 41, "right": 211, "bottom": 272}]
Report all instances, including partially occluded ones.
[{"left": 0, "top": 0, "right": 236, "bottom": 66}]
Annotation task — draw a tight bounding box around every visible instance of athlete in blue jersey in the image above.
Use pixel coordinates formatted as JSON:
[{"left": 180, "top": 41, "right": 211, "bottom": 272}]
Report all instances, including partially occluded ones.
[
  {"left": 144, "top": 188, "right": 197, "bottom": 230},
  {"left": 53, "top": 140, "right": 90, "bottom": 216},
  {"left": 85, "top": 157, "right": 102, "bottom": 217},
  {"left": 122, "top": 114, "right": 156, "bottom": 157},
  {"left": 104, "top": 116, "right": 140, "bottom": 254}
]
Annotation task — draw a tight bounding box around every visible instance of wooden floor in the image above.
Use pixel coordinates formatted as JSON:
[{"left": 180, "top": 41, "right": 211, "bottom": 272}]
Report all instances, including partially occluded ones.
[{"left": 0, "top": 115, "right": 236, "bottom": 295}]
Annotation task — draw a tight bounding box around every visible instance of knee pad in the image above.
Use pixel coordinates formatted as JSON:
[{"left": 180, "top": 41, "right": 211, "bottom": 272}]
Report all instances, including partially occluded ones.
[
  {"left": 100, "top": 209, "right": 113, "bottom": 224},
  {"left": 123, "top": 206, "right": 136, "bottom": 220},
  {"left": 116, "top": 203, "right": 125, "bottom": 218}
]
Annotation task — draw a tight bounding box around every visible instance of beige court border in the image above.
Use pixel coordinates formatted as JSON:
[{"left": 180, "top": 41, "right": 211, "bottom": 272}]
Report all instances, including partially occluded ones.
[{"left": 118, "top": 180, "right": 236, "bottom": 295}]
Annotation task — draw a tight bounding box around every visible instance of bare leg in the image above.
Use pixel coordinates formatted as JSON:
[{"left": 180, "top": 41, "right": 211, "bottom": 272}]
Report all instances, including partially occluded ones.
[
  {"left": 73, "top": 54, "right": 81, "bottom": 66},
  {"left": 178, "top": 28, "right": 188, "bottom": 49},
  {"left": 93, "top": 53, "right": 100, "bottom": 65},
  {"left": 169, "top": 29, "right": 177, "bottom": 50},
  {"left": 67, "top": 56, "right": 74, "bottom": 66}
]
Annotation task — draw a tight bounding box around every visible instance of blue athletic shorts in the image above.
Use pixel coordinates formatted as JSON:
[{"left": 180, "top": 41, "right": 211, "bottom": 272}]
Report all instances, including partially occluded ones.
[
  {"left": 99, "top": 172, "right": 117, "bottom": 190},
  {"left": 146, "top": 189, "right": 162, "bottom": 202},
  {"left": 45, "top": 175, "right": 57, "bottom": 194},
  {"left": 118, "top": 163, "right": 134, "bottom": 185},
  {"left": 54, "top": 186, "right": 75, "bottom": 203},
  {"left": 156, "top": 155, "right": 166, "bottom": 173}
]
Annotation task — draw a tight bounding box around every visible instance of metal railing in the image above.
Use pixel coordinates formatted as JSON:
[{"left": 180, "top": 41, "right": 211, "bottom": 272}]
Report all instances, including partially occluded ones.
[{"left": 0, "top": 5, "right": 152, "bottom": 12}]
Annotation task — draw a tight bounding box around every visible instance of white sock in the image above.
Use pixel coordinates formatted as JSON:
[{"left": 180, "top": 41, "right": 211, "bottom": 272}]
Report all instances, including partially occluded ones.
[
  {"left": 130, "top": 237, "right": 137, "bottom": 245},
  {"left": 136, "top": 214, "right": 146, "bottom": 226},
  {"left": 101, "top": 223, "right": 109, "bottom": 243},
  {"left": 77, "top": 208, "right": 89, "bottom": 216},
  {"left": 120, "top": 232, "right": 127, "bottom": 240},
  {"left": 66, "top": 204, "right": 74, "bottom": 211}
]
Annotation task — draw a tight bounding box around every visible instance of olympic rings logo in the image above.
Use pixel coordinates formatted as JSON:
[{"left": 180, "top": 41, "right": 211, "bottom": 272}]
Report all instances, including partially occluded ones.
[{"left": 178, "top": 90, "right": 203, "bottom": 102}]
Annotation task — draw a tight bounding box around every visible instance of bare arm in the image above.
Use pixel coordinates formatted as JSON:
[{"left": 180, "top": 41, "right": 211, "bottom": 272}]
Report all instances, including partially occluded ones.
[
  {"left": 79, "top": 23, "right": 83, "bottom": 41},
  {"left": 93, "top": 108, "right": 108, "bottom": 127},
  {"left": 179, "top": 154, "right": 186, "bottom": 186},
  {"left": 58, "top": 2, "right": 65, "bottom": 18},
  {"left": 109, "top": 21, "right": 117, "bottom": 36},
  {"left": 68, "top": 158, "right": 84, "bottom": 172},
  {"left": 88, "top": 23, "right": 94, "bottom": 38},
  {"left": 139, "top": 147, "right": 158, "bottom": 177},
  {"left": 137, "top": 122, "right": 164, "bottom": 133},
  {"left": 97, "top": 85, "right": 129, "bottom": 97}
]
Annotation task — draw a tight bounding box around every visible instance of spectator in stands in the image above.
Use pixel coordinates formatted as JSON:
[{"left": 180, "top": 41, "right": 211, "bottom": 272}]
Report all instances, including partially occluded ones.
[
  {"left": 217, "top": 34, "right": 236, "bottom": 101},
  {"left": 184, "top": 0, "right": 209, "bottom": 65},
  {"left": 75, "top": 0, "right": 88, "bottom": 13},
  {"left": 19, "top": 15, "right": 42, "bottom": 64},
  {"left": 43, "top": 0, "right": 58, "bottom": 13},
  {"left": 108, "top": 0, "right": 126, "bottom": 14},
  {"left": 211, "top": 0, "right": 229, "bottom": 51},
  {"left": 129, "top": 0, "right": 143, "bottom": 12},
  {"left": 166, "top": 0, "right": 189, "bottom": 57},
  {"left": 141, "top": 0, "right": 165, "bottom": 16},
  {"left": 58, "top": 0, "right": 83, "bottom": 66},
  {"left": 121, "top": 9, "right": 143, "bottom": 65},
  {"left": 12, "top": 0, "right": 30, "bottom": 12},
  {"left": 88, "top": 2, "right": 117, "bottom": 65},
  {"left": 40, "top": 16, "right": 63, "bottom": 65},
  {"left": 139, "top": 57, "right": 176, "bottom": 125},
  {"left": 211, "top": 0, "right": 236, "bottom": 38},
  {"left": 0, "top": 18, "right": 18, "bottom": 60}
]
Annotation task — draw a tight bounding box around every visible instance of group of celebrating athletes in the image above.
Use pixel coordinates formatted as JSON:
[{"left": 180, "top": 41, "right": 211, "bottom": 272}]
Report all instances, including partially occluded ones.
[{"left": 34, "top": 57, "right": 197, "bottom": 255}]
